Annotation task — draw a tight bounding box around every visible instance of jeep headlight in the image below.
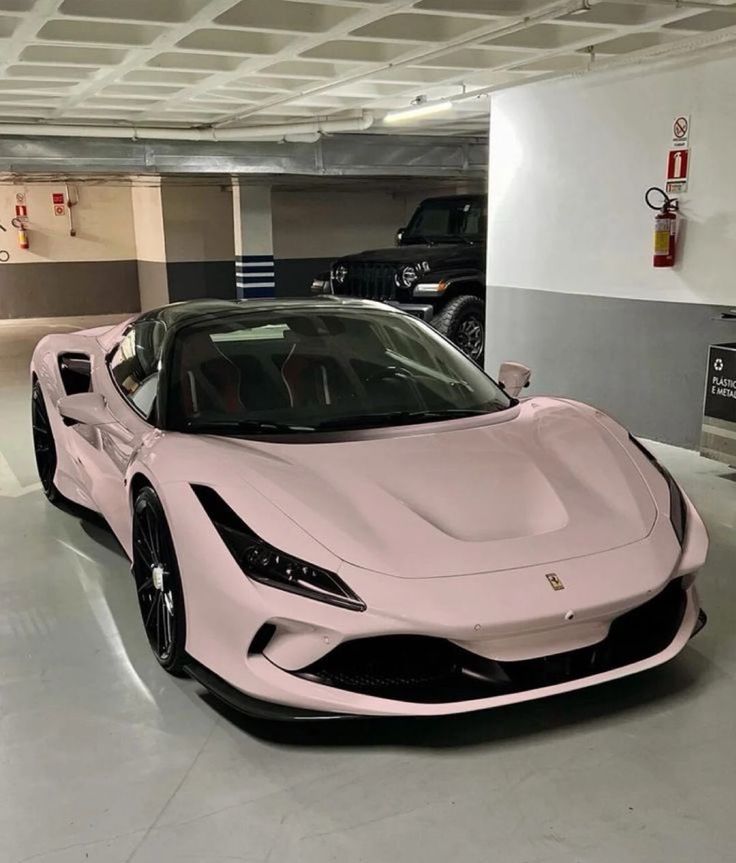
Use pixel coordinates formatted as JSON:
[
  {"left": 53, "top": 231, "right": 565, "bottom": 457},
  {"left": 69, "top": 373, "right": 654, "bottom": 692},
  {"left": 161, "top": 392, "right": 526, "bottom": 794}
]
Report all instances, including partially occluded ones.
[
  {"left": 400, "top": 265, "right": 419, "bottom": 288},
  {"left": 310, "top": 276, "right": 333, "bottom": 295}
]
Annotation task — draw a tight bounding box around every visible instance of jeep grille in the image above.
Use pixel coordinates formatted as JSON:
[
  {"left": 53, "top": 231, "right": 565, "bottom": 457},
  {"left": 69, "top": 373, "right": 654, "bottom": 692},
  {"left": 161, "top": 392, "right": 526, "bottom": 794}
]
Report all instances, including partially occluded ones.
[{"left": 338, "top": 262, "right": 398, "bottom": 301}]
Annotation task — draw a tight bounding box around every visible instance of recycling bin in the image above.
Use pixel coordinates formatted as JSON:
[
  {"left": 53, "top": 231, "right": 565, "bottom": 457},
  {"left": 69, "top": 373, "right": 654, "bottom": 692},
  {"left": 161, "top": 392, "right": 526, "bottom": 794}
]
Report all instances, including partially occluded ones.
[{"left": 701, "top": 343, "right": 736, "bottom": 466}]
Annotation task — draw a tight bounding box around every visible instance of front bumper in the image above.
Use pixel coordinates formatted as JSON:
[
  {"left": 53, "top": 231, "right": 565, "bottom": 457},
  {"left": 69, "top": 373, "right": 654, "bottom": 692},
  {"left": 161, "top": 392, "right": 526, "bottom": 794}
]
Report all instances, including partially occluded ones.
[
  {"left": 383, "top": 301, "right": 435, "bottom": 322},
  {"left": 174, "top": 482, "right": 708, "bottom": 720},
  {"left": 187, "top": 582, "right": 703, "bottom": 720}
]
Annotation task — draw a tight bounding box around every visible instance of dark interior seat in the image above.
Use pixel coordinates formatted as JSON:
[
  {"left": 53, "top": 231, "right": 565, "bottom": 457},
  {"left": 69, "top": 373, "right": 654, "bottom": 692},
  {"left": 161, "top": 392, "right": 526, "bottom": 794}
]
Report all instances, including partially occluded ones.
[{"left": 179, "top": 332, "right": 243, "bottom": 416}]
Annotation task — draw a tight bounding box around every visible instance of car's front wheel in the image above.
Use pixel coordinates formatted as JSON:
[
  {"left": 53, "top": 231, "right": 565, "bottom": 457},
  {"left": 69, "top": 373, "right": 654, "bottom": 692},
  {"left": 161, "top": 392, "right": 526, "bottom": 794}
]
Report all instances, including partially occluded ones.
[
  {"left": 432, "top": 295, "right": 485, "bottom": 364},
  {"left": 32, "top": 381, "right": 63, "bottom": 504},
  {"left": 132, "top": 486, "right": 188, "bottom": 676}
]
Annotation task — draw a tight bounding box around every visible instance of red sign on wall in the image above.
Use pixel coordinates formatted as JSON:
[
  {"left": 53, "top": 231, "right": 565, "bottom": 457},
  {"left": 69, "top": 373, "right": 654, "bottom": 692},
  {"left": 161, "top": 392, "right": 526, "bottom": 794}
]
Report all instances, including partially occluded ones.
[
  {"left": 667, "top": 149, "right": 689, "bottom": 180},
  {"left": 52, "top": 192, "right": 64, "bottom": 205},
  {"left": 666, "top": 148, "right": 689, "bottom": 194}
]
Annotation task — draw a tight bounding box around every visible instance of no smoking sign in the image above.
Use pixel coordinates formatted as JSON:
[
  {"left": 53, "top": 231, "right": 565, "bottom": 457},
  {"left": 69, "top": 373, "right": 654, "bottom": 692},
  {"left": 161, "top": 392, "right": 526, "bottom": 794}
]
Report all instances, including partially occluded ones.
[
  {"left": 666, "top": 114, "right": 691, "bottom": 193},
  {"left": 671, "top": 114, "right": 690, "bottom": 149}
]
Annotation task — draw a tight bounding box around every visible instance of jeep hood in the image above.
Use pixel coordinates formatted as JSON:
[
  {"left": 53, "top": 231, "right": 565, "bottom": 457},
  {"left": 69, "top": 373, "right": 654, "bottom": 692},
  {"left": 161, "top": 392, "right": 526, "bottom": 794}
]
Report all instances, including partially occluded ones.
[
  {"left": 204, "top": 399, "right": 658, "bottom": 579},
  {"left": 338, "top": 243, "right": 481, "bottom": 267}
]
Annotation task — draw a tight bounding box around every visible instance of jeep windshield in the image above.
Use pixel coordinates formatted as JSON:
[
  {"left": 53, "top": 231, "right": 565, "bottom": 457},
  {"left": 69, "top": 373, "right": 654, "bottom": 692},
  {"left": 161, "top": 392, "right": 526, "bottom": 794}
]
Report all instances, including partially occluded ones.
[
  {"left": 169, "top": 306, "right": 511, "bottom": 436},
  {"left": 401, "top": 197, "right": 485, "bottom": 246}
]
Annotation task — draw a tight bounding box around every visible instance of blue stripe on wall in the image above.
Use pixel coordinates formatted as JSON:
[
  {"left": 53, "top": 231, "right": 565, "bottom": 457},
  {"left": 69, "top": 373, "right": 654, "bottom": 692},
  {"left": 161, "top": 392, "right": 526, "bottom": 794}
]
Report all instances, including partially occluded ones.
[
  {"left": 235, "top": 253, "right": 275, "bottom": 299},
  {"left": 237, "top": 275, "right": 276, "bottom": 285},
  {"left": 236, "top": 263, "right": 274, "bottom": 272}
]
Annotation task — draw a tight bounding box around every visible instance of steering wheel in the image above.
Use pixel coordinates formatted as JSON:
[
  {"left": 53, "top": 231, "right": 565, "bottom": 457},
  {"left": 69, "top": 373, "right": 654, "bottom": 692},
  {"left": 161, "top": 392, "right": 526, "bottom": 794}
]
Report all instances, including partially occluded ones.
[
  {"left": 364, "top": 365, "right": 426, "bottom": 406},
  {"left": 365, "top": 365, "right": 412, "bottom": 385}
]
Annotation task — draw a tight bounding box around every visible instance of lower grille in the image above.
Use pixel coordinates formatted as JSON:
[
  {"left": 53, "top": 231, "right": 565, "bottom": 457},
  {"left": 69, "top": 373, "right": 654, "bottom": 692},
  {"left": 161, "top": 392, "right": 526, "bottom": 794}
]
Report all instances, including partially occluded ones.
[
  {"left": 340, "top": 263, "right": 397, "bottom": 301},
  {"left": 294, "top": 578, "right": 689, "bottom": 703}
]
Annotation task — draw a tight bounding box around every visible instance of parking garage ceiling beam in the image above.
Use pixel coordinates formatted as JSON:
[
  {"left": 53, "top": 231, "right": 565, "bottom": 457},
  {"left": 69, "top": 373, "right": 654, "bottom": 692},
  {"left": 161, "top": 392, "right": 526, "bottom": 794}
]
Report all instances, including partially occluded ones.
[
  {"left": 0, "top": 0, "right": 733, "bottom": 137},
  {"left": 0, "top": 0, "right": 66, "bottom": 77},
  {"left": 50, "top": 0, "right": 422, "bottom": 120},
  {"left": 117, "top": 0, "right": 730, "bottom": 131},
  {"left": 0, "top": 132, "right": 488, "bottom": 179}
]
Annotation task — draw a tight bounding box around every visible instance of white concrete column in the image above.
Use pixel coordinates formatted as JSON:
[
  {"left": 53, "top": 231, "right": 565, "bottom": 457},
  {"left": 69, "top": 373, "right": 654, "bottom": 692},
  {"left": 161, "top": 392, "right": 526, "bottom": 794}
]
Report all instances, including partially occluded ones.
[
  {"left": 130, "top": 179, "right": 169, "bottom": 311},
  {"left": 233, "top": 182, "right": 274, "bottom": 299}
]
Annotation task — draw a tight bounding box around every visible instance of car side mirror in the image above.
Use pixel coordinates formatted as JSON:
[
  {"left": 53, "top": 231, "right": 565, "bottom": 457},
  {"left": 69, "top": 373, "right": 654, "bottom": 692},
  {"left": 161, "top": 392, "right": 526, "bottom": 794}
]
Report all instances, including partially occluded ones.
[
  {"left": 396, "top": 227, "right": 405, "bottom": 245},
  {"left": 498, "top": 362, "right": 531, "bottom": 398},
  {"left": 57, "top": 392, "right": 113, "bottom": 426}
]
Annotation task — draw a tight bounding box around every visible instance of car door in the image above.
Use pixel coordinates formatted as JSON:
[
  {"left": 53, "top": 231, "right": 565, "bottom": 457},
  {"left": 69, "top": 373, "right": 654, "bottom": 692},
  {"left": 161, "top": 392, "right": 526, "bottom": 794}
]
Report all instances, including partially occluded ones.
[{"left": 74, "top": 319, "right": 165, "bottom": 548}]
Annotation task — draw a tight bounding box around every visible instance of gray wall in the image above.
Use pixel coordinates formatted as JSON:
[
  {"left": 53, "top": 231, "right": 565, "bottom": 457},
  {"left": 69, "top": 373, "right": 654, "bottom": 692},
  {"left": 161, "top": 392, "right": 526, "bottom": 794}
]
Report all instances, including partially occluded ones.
[
  {"left": 0, "top": 261, "right": 140, "bottom": 318},
  {"left": 275, "top": 257, "right": 333, "bottom": 297},
  {"left": 166, "top": 261, "right": 236, "bottom": 303},
  {"left": 486, "top": 286, "right": 734, "bottom": 448}
]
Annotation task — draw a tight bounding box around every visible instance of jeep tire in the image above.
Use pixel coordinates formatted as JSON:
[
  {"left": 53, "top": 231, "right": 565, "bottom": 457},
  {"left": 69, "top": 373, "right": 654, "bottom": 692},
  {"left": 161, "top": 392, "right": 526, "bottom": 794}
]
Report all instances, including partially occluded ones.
[{"left": 432, "top": 295, "right": 485, "bottom": 364}]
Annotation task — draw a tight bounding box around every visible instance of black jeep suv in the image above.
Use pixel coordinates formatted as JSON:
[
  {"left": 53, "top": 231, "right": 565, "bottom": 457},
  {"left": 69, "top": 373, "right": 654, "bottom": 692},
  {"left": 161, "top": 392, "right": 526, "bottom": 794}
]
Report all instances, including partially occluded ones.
[{"left": 314, "top": 194, "right": 486, "bottom": 362}]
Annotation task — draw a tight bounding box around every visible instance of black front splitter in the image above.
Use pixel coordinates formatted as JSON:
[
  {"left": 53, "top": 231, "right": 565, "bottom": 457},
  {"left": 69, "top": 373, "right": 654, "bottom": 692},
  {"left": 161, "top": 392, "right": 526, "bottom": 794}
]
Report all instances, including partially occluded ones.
[
  {"left": 692, "top": 608, "right": 708, "bottom": 638},
  {"left": 184, "top": 659, "right": 358, "bottom": 721}
]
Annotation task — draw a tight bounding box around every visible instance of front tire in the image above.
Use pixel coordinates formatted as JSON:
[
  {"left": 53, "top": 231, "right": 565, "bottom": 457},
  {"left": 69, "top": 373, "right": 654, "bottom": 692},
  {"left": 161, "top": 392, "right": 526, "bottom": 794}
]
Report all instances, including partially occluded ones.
[
  {"left": 432, "top": 295, "right": 485, "bottom": 364},
  {"left": 132, "top": 486, "right": 188, "bottom": 676},
  {"left": 32, "top": 381, "right": 62, "bottom": 504}
]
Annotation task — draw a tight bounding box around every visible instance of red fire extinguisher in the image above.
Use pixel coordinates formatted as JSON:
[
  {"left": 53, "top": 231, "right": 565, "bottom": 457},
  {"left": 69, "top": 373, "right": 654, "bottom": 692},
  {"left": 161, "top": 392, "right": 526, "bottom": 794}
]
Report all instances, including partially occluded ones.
[
  {"left": 11, "top": 216, "right": 29, "bottom": 250},
  {"left": 645, "top": 187, "right": 678, "bottom": 268}
]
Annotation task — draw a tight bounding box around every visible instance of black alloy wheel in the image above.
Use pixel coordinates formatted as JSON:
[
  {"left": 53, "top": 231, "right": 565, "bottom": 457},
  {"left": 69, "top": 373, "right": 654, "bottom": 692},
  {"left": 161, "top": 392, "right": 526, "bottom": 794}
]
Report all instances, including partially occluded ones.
[
  {"left": 432, "top": 295, "right": 486, "bottom": 364},
  {"left": 132, "top": 486, "right": 188, "bottom": 675},
  {"left": 455, "top": 315, "right": 485, "bottom": 362},
  {"left": 32, "top": 381, "right": 61, "bottom": 503}
]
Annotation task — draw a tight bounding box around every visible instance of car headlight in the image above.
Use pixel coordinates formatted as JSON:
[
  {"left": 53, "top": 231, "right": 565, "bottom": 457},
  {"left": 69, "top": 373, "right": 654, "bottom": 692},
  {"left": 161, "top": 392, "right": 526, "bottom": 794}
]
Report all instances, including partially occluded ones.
[
  {"left": 400, "top": 265, "right": 419, "bottom": 287},
  {"left": 332, "top": 264, "right": 348, "bottom": 285},
  {"left": 192, "top": 485, "right": 366, "bottom": 611},
  {"left": 310, "top": 276, "right": 333, "bottom": 295},
  {"left": 628, "top": 435, "right": 687, "bottom": 546}
]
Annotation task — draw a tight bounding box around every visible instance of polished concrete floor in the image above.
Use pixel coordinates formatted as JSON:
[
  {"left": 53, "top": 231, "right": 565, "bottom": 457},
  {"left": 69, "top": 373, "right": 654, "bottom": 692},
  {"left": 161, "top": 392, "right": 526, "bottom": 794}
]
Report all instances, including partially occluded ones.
[{"left": 1, "top": 316, "right": 734, "bottom": 863}]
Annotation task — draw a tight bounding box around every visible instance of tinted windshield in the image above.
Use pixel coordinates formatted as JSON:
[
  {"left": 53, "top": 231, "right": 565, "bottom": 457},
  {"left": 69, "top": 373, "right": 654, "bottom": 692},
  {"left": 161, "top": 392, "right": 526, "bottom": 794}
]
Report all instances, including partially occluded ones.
[
  {"left": 168, "top": 307, "right": 511, "bottom": 436},
  {"left": 403, "top": 198, "right": 485, "bottom": 244}
]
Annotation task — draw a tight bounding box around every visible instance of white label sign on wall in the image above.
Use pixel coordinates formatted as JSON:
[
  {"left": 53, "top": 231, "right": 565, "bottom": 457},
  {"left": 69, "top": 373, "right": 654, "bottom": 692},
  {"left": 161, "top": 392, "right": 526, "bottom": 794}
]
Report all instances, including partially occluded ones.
[{"left": 671, "top": 115, "right": 690, "bottom": 150}]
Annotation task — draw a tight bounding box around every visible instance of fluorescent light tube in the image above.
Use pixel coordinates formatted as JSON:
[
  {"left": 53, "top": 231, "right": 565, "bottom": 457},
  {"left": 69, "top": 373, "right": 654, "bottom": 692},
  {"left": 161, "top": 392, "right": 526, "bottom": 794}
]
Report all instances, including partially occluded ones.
[{"left": 383, "top": 100, "right": 453, "bottom": 125}]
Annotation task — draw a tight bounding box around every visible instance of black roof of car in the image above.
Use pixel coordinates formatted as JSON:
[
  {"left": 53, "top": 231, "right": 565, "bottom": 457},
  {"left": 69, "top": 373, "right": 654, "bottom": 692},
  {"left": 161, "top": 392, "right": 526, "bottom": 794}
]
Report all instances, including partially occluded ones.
[{"left": 137, "top": 296, "right": 393, "bottom": 330}]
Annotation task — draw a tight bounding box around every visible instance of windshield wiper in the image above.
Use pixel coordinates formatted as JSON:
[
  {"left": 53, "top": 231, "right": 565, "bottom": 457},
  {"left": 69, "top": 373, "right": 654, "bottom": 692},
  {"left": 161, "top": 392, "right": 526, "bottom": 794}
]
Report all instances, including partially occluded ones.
[
  {"left": 316, "top": 409, "right": 492, "bottom": 431},
  {"left": 185, "top": 419, "right": 316, "bottom": 435}
]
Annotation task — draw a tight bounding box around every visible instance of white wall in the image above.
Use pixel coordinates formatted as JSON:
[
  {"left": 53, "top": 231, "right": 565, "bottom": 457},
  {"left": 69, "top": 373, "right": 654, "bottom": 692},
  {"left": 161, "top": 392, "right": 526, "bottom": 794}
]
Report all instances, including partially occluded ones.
[
  {"left": 485, "top": 48, "right": 736, "bottom": 448},
  {"left": 488, "top": 49, "right": 736, "bottom": 306}
]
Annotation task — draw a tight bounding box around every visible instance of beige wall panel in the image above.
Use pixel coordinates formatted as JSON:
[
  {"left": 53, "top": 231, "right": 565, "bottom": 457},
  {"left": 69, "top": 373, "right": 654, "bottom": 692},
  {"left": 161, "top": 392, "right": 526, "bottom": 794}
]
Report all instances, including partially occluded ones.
[
  {"left": 271, "top": 183, "right": 478, "bottom": 260},
  {"left": 131, "top": 182, "right": 167, "bottom": 264},
  {"left": 161, "top": 182, "right": 235, "bottom": 263},
  {"left": 0, "top": 182, "right": 136, "bottom": 264}
]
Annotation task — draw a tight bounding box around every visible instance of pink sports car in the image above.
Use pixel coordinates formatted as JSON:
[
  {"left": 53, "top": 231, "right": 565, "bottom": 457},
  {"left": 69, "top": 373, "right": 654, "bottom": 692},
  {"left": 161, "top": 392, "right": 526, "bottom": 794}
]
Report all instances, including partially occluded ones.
[{"left": 31, "top": 298, "right": 708, "bottom": 719}]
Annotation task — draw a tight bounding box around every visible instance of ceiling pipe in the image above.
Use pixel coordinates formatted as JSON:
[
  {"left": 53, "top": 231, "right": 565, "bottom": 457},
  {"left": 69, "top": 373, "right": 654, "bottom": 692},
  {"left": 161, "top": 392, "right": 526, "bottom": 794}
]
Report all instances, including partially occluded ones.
[{"left": 0, "top": 112, "right": 374, "bottom": 143}]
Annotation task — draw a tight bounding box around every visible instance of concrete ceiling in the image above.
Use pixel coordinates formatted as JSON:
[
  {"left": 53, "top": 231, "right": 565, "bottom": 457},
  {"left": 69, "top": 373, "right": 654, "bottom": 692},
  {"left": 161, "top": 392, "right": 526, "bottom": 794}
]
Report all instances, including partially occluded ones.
[{"left": 0, "top": 0, "right": 735, "bottom": 137}]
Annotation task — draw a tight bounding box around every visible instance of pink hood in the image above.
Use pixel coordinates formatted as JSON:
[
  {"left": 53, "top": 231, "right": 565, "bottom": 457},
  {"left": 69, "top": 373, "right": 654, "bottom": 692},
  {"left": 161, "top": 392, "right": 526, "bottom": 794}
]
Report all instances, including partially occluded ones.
[{"left": 201, "top": 399, "right": 657, "bottom": 579}]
